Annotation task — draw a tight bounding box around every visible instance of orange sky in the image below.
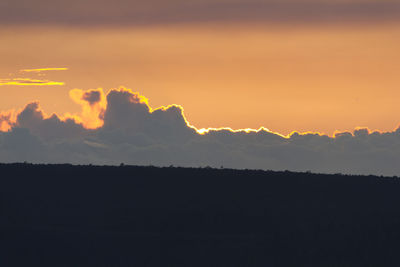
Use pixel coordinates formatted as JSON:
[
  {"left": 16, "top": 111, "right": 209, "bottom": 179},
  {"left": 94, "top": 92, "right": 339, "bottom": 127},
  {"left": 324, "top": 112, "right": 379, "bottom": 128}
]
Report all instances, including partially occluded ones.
[{"left": 1, "top": 23, "right": 399, "bottom": 135}]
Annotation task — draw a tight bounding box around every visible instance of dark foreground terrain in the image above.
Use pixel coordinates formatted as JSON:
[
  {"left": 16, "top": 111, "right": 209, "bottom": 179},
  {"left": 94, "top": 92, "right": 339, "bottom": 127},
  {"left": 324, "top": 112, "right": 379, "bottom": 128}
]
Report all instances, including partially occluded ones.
[{"left": 2, "top": 164, "right": 400, "bottom": 266}]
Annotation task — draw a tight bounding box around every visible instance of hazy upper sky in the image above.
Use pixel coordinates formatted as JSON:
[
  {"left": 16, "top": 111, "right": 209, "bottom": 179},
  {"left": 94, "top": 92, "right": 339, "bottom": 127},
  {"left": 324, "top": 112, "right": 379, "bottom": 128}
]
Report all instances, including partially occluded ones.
[
  {"left": 1, "top": 0, "right": 400, "bottom": 26},
  {"left": 1, "top": 0, "right": 400, "bottom": 135}
]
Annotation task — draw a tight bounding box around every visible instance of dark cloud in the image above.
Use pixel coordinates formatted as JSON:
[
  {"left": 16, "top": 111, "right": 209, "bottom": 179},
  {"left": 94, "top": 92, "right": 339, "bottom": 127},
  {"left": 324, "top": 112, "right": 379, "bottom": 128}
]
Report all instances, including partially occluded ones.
[
  {"left": 82, "top": 90, "right": 101, "bottom": 106},
  {"left": 1, "top": 87, "right": 400, "bottom": 176},
  {"left": 16, "top": 102, "right": 87, "bottom": 141},
  {"left": 100, "top": 88, "right": 196, "bottom": 143},
  {"left": 0, "top": 127, "right": 46, "bottom": 163},
  {"left": 1, "top": 0, "right": 399, "bottom": 26}
]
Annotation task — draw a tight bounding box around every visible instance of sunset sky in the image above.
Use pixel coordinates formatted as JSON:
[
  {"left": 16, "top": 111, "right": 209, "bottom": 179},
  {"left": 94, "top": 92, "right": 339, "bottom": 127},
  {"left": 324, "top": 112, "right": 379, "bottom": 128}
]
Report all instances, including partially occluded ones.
[
  {"left": 2, "top": 0, "right": 400, "bottom": 175},
  {"left": 1, "top": 0, "right": 400, "bottom": 135},
  {"left": 5, "top": 3, "right": 400, "bottom": 263}
]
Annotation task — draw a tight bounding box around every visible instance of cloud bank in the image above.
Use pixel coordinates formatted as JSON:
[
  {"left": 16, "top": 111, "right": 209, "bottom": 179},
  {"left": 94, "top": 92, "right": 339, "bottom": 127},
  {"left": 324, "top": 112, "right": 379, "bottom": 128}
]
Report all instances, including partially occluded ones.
[{"left": 1, "top": 87, "right": 400, "bottom": 176}]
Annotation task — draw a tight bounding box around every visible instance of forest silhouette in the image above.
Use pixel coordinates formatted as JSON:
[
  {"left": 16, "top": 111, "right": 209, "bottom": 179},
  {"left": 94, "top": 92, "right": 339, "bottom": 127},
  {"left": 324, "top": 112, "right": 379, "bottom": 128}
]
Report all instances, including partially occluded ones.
[{"left": 2, "top": 163, "right": 400, "bottom": 266}]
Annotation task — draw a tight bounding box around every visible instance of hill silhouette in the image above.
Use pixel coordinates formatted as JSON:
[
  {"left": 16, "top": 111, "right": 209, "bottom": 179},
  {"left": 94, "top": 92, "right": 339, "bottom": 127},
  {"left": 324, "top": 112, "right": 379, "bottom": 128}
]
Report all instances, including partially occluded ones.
[{"left": 2, "top": 163, "right": 400, "bottom": 266}]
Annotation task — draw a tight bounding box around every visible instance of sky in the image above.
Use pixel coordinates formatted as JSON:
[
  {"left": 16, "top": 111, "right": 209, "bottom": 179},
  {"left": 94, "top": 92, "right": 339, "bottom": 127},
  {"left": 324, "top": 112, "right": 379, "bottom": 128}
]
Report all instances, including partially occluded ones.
[{"left": 1, "top": 0, "right": 400, "bottom": 174}]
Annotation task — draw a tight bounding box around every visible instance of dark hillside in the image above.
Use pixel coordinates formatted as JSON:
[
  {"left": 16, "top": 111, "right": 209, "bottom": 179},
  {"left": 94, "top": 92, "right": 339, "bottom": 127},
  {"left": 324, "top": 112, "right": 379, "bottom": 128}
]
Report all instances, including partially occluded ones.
[{"left": 2, "top": 164, "right": 400, "bottom": 266}]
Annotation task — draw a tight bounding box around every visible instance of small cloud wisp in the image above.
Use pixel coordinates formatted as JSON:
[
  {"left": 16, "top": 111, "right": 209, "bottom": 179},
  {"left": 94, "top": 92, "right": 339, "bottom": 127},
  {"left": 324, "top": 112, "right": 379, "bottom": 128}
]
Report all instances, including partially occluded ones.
[
  {"left": 19, "top": 68, "right": 69, "bottom": 73},
  {"left": 0, "top": 78, "right": 64, "bottom": 86}
]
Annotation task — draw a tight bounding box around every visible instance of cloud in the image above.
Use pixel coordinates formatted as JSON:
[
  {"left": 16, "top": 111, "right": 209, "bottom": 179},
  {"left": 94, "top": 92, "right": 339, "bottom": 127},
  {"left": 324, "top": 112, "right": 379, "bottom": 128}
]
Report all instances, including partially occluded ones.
[
  {"left": 0, "top": 78, "right": 64, "bottom": 86},
  {"left": 69, "top": 88, "right": 106, "bottom": 129},
  {"left": 0, "top": 127, "right": 48, "bottom": 163},
  {"left": 1, "top": 86, "right": 400, "bottom": 176},
  {"left": 15, "top": 101, "right": 86, "bottom": 141},
  {"left": 19, "top": 68, "right": 68, "bottom": 73},
  {"left": 98, "top": 88, "right": 197, "bottom": 145},
  {"left": 1, "top": 68, "right": 67, "bottom": 86},
  {"left": 0, "top": 110, "right": 15, "bottom": 132},
  {"left": 81, "top": 90, "right": 101, "bottom": 105},
  {"left": 0, "top": 0, "right": 399, "bottom": 26}
]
